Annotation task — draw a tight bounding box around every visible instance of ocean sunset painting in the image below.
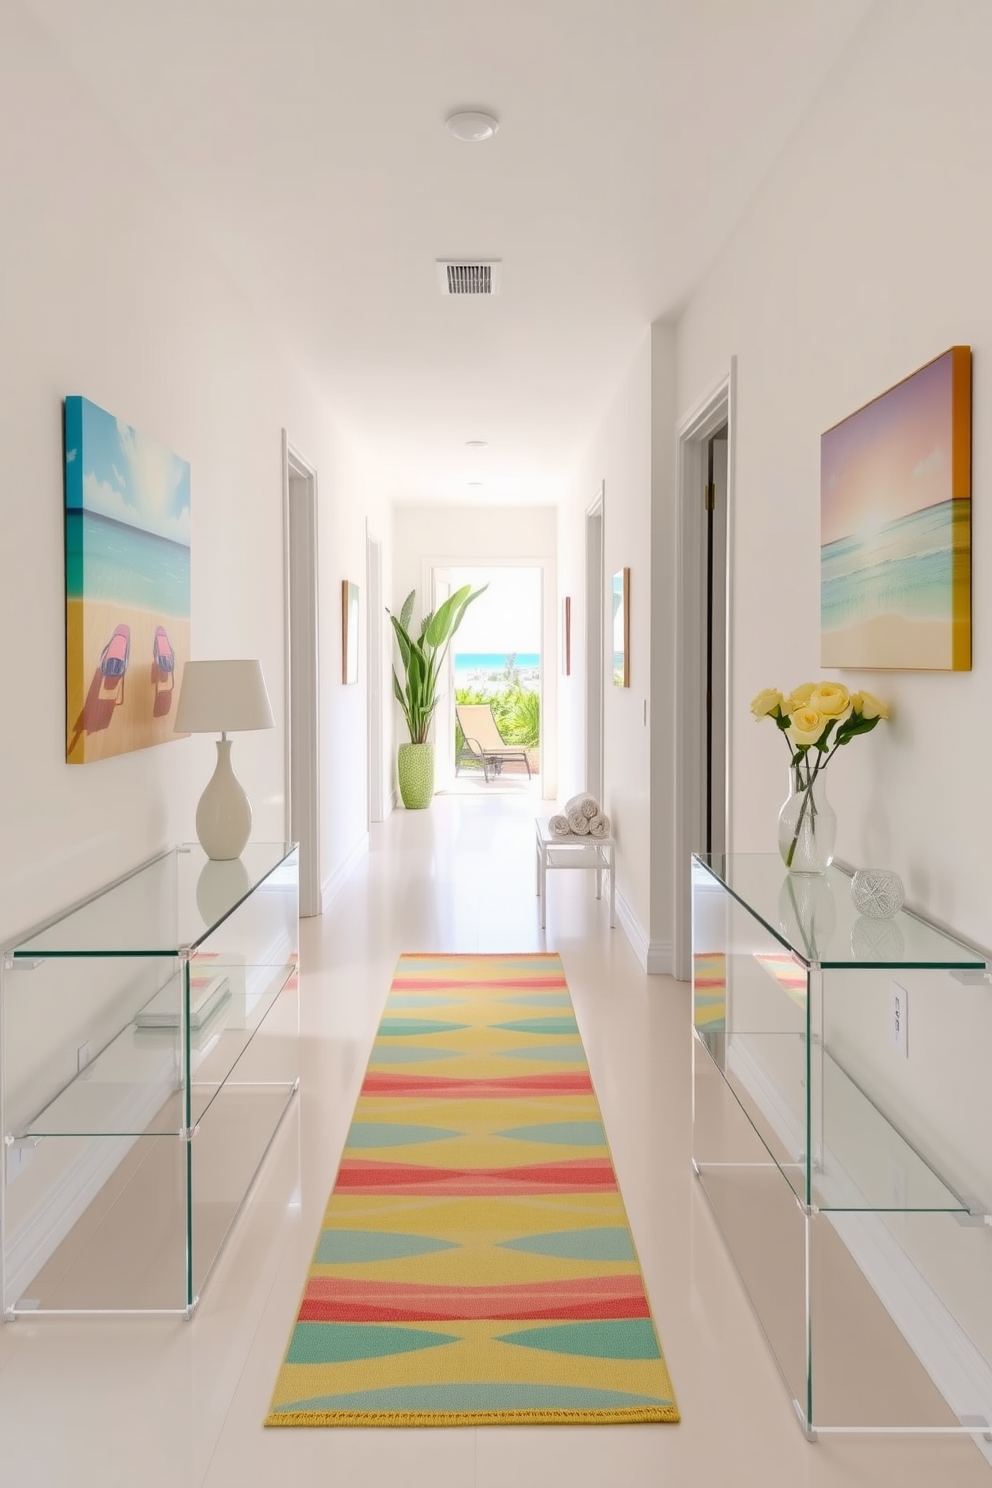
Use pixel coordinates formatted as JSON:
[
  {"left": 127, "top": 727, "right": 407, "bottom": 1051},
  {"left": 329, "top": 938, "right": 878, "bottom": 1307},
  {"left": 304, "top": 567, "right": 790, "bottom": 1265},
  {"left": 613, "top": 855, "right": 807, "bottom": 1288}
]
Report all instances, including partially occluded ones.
[
  {"left": 821, "top": 347, "right": 971, "bottom": 671},
  {"left": 64, "top": 397, "right": 191, "bottom": 762}
]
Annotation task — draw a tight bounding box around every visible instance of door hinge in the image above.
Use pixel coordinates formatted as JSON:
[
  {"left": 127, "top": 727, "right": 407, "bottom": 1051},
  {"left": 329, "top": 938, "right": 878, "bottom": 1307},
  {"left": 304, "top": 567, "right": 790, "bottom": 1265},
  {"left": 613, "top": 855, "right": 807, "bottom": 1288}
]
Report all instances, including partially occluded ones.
[{"left": 704, "top": 484, "right": 715, "bottom": 512}]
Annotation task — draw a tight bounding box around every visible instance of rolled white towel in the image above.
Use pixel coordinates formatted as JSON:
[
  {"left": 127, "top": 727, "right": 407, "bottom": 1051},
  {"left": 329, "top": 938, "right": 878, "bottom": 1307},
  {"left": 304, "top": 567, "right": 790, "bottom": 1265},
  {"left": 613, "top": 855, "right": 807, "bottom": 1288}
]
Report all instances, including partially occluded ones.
[
  {"left": 588, "top": 812, "right": 611, "bottom": 838},
  {"left": 549, "top": 814, "right": 572, "bottom": 837},
  {"left": 566, "top": 805, "right": 591, "bottom": 834},
  {"left": 565, "top": 793, "right": 599, "bottom": 819}
]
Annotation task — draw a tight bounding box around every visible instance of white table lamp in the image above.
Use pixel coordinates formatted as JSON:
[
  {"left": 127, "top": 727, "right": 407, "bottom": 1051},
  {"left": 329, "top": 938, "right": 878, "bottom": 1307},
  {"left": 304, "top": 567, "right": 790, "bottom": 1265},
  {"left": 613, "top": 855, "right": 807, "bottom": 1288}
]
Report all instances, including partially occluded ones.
[{"left": 175, "top": 659, "right": 274, "bottom": 860}]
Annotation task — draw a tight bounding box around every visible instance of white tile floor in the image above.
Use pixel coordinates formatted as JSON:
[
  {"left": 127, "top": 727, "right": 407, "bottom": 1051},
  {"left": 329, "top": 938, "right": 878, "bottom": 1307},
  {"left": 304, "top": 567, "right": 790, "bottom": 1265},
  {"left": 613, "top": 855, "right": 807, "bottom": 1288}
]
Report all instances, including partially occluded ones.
[{"left": 0, "top": 793, "right": 988, "bottom": 1486}]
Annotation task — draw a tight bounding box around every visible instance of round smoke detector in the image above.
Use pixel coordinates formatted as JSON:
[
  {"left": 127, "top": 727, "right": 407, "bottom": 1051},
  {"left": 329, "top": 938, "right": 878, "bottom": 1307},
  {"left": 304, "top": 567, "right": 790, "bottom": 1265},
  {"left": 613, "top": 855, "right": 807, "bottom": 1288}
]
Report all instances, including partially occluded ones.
[{"left": 445, "top": 110, "right": 499, "bottom": 143}]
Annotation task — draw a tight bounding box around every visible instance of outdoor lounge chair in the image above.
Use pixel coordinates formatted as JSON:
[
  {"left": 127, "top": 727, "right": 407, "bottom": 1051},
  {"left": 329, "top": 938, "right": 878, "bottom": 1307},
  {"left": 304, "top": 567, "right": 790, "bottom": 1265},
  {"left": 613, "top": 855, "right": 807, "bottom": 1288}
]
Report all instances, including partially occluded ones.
[{"left": 455, "top": 704, "right": 532, "bottom": 783}]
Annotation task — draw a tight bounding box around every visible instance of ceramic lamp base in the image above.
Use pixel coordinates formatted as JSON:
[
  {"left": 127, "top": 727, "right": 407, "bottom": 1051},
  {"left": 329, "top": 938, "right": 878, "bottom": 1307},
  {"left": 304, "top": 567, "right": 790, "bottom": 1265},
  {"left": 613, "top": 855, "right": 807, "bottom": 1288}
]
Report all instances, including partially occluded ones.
[{"left": 196, "top": 737, "right": 252, "bottom": 860}]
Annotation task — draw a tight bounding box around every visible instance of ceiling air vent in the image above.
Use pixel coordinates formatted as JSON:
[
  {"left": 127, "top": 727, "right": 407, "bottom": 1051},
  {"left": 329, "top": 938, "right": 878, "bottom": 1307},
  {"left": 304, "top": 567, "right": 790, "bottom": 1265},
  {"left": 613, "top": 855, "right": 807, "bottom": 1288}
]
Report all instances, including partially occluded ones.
[{"left": 436, "top": 260, "right": 502, "bottom": 296}]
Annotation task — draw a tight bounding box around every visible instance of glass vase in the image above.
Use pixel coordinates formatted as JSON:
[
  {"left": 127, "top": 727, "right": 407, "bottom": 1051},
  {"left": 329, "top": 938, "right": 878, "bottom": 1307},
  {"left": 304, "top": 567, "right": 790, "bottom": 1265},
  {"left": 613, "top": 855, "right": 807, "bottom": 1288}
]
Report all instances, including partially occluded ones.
[{"left": 777, "top": 766, "right": 836, "bottom": 874}]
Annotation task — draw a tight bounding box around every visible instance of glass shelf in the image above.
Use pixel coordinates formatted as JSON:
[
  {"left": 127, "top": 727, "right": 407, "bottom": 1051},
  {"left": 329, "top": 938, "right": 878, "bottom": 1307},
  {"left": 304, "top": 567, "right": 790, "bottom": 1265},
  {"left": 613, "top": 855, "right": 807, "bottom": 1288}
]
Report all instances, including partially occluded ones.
[
  {"left": 10, "top": 842, "right": 296, "bottom": 958},
  {"left": 691, "top": 853, "right": 991, "bottom": 1440},
  {"left": 696, "top": 1028, "right": 970, "bottom": 1214},
  {"left": 1, "top": 844, "right": 299, "bottom": 1317},
  {"left": 17, "top": 957, "right": 295, "bottom": 1139},
  {"left": 694, "top": 854, "right": 986, "bottom": 970}
]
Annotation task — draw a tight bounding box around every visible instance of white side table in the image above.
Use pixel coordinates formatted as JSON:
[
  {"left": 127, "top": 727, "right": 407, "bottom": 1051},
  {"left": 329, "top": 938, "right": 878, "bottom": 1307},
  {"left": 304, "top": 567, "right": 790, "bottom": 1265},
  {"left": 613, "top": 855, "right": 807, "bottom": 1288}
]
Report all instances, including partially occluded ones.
[{"left": 535, "top": 818, "right": 616, "bottom": 929}]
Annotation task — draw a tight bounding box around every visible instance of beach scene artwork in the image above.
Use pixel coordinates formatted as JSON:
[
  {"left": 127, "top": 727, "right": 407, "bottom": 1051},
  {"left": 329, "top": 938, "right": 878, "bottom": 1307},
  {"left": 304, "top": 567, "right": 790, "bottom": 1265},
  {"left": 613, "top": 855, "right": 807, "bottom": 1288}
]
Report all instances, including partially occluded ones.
[
  {"left": 65, "top": 396, "right": 191, "bottom": 762},
  {"left": 821, "top": 346, "right": 971, "bottom": 671}
]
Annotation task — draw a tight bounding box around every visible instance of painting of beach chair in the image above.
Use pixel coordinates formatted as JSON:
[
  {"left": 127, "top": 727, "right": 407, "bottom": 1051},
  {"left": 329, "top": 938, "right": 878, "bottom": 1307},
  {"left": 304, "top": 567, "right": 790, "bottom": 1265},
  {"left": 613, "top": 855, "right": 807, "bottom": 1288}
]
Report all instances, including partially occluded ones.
[
  {"left": 99, "top": 623, "right": 130, "bottom": 704},
  {"left": 153, "top": 624, "right": 176, "bottom": 677}
]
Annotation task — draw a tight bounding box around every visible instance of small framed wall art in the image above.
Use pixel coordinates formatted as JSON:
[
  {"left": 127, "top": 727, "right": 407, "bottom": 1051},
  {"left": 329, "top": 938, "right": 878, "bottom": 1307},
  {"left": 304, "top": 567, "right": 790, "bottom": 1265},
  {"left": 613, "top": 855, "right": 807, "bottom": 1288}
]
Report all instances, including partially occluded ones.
[
  {"left": 342, "top": 580, "right": 359, "bottom": 684},
  {"left": 561, "top": 596, "right": 571, "bottom": 676},
  {"left": 612, "top": 567, "right": 630, "bottom": 687},
  {"left": 821, "top": 346, "right": 971, "bottom": 670}
]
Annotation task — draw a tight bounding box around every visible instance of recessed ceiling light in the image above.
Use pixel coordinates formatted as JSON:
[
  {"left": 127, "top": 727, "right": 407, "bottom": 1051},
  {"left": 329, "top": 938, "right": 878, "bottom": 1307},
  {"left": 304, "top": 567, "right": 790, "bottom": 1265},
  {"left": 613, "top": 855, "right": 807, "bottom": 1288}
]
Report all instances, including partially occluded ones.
[
  {"left": 468, "top": 480, "right": 485, "bottom": 489},
  {"left": 446, "top": 110, "right": 499, "bottom": 143},
  {"left": 465, "top": 440, "right": 488, "bottom": 449}
]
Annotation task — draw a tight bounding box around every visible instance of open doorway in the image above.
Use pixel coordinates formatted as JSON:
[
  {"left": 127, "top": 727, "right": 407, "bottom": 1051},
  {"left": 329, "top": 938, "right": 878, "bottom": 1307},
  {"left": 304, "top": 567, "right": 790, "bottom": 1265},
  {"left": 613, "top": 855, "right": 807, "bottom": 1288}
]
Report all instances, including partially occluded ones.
[
  {"left": 366, "top": 530, "right": 385, "bottom": 825},
  {"left": 282, "top": 432, "right": 321, "bottom": 917},
  {"left": 585, "top": 484, "right": 604, "bottom": 807},
  {"left": 673, "top": 366, "right": 735, "bottom": 978},
  {"left": 432, "top": 565, "right": 543, "bottom": 797}
]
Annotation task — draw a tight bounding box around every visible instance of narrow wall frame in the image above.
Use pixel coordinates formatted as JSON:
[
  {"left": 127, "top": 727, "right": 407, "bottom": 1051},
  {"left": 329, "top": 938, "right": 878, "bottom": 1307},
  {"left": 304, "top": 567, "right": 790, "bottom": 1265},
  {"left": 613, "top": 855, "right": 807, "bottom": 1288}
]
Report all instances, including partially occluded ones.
[
  {"left": 612, "top": 568, "right": 630, "bottom": 687},
  {"left": 342, "top": 580, "right": 359, "bottom": 685}
]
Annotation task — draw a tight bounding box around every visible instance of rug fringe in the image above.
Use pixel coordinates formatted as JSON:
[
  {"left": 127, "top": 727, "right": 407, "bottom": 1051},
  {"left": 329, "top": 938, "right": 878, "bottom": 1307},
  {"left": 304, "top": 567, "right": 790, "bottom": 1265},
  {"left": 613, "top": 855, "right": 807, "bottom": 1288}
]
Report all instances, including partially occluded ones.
[{"left": 265, "top": 1405, "right": 680, "bottom": 1428}]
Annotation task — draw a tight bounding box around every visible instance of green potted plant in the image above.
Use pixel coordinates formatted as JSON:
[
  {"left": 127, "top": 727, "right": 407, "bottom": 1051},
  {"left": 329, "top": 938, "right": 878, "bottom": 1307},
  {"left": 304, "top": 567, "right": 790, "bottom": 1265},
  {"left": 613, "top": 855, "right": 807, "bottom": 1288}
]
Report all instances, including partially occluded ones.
[{"left": 389, "top": 583, "right": 487, "bottom": 808}]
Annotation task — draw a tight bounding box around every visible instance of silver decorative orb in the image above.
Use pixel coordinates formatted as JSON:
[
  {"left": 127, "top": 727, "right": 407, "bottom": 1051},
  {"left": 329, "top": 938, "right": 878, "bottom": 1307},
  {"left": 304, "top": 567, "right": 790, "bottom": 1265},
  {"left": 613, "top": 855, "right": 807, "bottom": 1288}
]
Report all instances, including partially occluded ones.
[{"left": 850, "top": 868, "right": 905, "bottom": 919}]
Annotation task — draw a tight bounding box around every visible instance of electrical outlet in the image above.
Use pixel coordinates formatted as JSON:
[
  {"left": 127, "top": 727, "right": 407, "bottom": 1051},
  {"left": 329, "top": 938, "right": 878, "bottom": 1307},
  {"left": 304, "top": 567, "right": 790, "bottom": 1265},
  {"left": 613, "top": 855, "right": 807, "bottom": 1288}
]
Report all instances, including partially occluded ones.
[{"left": 889, "top": 981, "right": 909, "bottom": 1058}]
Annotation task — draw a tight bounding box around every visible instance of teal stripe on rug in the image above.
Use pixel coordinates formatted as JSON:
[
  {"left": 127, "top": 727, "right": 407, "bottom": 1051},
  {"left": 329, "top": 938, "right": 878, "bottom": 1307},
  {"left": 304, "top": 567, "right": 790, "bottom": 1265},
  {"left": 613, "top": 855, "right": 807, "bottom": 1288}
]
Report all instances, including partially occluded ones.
[
  {"left": 377, "top": 1019, "right": 468, "bottom": 1037},
  {"left": 496, "top": 993, "right": 574, "bottom": 1006},
  {"left": 496, "top": 1044, "right": 585, "bottom": 1062},
  {"left": 492, "top": 1017, "right": 579, "bottom": 1035},
  {"left": 499, "top": 1227, "right": 635, "bottom": 1262},
  {"left": 315, "top": 1231, "right": 460, "bottom": 1264},
  {"left": 384, "top": 995, "right": 465, "bottom": 1008},
  {"left": 495, "top": 1319, "right": 661, "bottom": 1360},
  {"left": 345, "top": 1123, "right": 461, "bottom": 1147},
  {"left": 367, "top": 1045, "right": 461, "bottom": 1064},
  {"left": 496, "top": 1121, "right": 606, "bottom": 1146},
  {"left": 274, "top": 1382, "right": 672, "bottom": 1413},
  {"left": 287, "top": 1323, "right": 457, "bottom": 1364}
]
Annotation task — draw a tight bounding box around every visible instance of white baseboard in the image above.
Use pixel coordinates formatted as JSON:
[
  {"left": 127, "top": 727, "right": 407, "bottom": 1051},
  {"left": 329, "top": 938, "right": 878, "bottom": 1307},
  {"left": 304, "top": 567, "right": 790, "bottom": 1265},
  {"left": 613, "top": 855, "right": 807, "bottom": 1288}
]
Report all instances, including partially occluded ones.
[
  {"left": 614, "top": 891, "right": 672, "bottom": 975},
  {"left": 646, "top": 940, "right": 674, "bottom": 976},
  {"left": 723, "top": 1037, "right": 992, "bottom": 1460},
  {"left": 320, "top": 831, "right": 369, "bottom": 913}
]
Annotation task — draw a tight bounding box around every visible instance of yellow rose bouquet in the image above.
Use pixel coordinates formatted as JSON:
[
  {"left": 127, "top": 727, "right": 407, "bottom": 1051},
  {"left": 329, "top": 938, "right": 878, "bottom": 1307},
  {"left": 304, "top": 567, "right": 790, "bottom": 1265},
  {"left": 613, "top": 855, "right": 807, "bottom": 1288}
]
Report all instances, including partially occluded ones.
[{"left": 750, "top": 683, "right": 889, "bottom": 872}]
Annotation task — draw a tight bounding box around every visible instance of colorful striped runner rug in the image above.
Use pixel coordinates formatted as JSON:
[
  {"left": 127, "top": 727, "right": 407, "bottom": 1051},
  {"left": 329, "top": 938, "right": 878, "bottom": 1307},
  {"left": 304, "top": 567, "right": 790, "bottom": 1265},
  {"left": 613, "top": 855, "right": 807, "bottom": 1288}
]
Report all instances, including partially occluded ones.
[{"left": 266, "top": 952, "right": 678, "bottom": 1427}]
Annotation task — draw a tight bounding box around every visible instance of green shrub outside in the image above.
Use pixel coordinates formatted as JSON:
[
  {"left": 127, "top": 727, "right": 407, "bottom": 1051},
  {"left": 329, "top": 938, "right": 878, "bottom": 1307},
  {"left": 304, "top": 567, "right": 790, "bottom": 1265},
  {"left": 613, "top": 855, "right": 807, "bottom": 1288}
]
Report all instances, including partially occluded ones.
[{"left": 454, "top": 654, "right": 540, "bottom": 752}]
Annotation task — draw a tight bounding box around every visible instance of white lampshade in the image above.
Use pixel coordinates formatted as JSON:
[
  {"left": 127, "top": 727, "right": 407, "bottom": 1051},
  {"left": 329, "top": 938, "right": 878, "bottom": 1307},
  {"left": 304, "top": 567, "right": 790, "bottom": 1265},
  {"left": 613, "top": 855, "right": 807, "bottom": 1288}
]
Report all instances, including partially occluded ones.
[
  {"left": 175, "top": 659, "right": 274, "bottom": 735},
  {"left": 174, "top": 660, "right": 274, "bottom": 862}
]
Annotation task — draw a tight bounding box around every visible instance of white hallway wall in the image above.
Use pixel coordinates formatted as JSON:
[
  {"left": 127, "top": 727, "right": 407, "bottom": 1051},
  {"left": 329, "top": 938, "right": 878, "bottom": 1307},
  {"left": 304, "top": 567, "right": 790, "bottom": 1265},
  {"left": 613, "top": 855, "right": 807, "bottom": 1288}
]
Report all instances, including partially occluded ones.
[
  {"left": 558, "top": 331, "right": 678, "bottom": 970},
  {"left": 675, "top": 0, "right": 992, "bottom": 1323},
  {"left": 679, "top": 0, "right": 992, "bottom": 935},
  {"left": 391, "top": 504, "right": 558, "bottom": 800},
  {"left": 0, "top": 0, "right": 384, "bottom": 949}
]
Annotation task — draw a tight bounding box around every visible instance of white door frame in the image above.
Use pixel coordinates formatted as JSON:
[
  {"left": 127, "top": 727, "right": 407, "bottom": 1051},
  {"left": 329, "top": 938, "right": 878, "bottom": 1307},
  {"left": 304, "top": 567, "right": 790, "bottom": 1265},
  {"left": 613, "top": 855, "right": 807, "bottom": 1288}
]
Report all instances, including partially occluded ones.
[
  {"left": 366, "top": 527, "right": 384, "bottom": 824},
  {"left": 282, "top": 431, "right": 322, "bottom": 917},
  {"left": 585, "top": 483, "right": 605, "bottom": 807},
  {"left": 673, "top": 361, "right": 736, "bottom": 979},
  {"left": 420, "top": 556, "right": 556, "bottom": 800}
]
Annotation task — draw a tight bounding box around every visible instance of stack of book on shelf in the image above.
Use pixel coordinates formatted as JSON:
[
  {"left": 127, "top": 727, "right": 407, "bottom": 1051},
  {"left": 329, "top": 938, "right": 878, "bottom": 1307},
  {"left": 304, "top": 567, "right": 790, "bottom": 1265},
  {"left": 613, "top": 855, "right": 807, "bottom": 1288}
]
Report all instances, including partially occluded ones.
[{"left": 134, "top": 970, "right": 231, "bottom": 1031}]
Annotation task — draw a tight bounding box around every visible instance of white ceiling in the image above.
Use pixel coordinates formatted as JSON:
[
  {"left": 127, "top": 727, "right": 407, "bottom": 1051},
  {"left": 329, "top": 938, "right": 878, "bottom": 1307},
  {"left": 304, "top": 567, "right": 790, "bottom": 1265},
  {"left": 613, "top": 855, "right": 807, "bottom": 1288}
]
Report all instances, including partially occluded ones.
[{"left": 28, "top": 0, "right": 872, "bottom": 505}]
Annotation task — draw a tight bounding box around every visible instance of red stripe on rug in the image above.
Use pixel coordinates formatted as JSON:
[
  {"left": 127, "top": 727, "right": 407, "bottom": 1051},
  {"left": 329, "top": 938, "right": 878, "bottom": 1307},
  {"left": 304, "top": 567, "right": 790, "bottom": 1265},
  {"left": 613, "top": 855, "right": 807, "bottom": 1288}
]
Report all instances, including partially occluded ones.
[
  {"left": 335, "top": 1157, "right": 617, "bottom": 1195},
  {"left": 389, "top": 977, "right": 568, "bottom": 990},
  {"left": 300, "top": 1274, "right": 649, "bottom": 1322},
  {"left": 360, "top": 1071, "right": 592, "bottom": 1098}
]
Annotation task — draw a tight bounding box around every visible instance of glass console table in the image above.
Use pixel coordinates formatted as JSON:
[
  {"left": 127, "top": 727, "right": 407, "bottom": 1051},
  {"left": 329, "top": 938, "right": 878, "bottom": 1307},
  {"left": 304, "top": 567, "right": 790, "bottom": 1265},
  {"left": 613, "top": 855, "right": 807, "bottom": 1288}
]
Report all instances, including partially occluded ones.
[
  {"left": 1, "top": 843, "right": 299, "bottom": 1318},
  {"left": 692, "top": 854, "right": 992, "bottom": 1444}
]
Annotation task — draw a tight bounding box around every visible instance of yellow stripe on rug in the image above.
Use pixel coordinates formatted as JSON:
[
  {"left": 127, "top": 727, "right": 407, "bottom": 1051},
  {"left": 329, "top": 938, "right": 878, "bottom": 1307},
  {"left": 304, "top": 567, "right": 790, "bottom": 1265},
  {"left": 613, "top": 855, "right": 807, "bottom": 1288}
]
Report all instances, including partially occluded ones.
[{"left": 266, "top": 952, "right": 679, "bottom": 1427}]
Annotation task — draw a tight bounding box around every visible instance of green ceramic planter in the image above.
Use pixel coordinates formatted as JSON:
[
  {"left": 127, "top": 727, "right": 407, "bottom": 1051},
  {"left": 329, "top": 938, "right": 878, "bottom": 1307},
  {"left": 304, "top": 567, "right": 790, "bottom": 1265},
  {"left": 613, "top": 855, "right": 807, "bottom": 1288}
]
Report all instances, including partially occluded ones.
[{"left": 398, "top": 742, "right": 435, "bottom": 809}]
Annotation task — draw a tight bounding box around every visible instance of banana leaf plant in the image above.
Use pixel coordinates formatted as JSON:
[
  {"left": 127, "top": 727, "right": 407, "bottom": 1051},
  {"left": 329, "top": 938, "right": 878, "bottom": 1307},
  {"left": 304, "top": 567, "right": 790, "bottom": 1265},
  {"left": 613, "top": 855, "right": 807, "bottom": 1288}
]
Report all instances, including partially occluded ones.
[{"left": 388, "top": 583, "right": 487, "bottom": 744}]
